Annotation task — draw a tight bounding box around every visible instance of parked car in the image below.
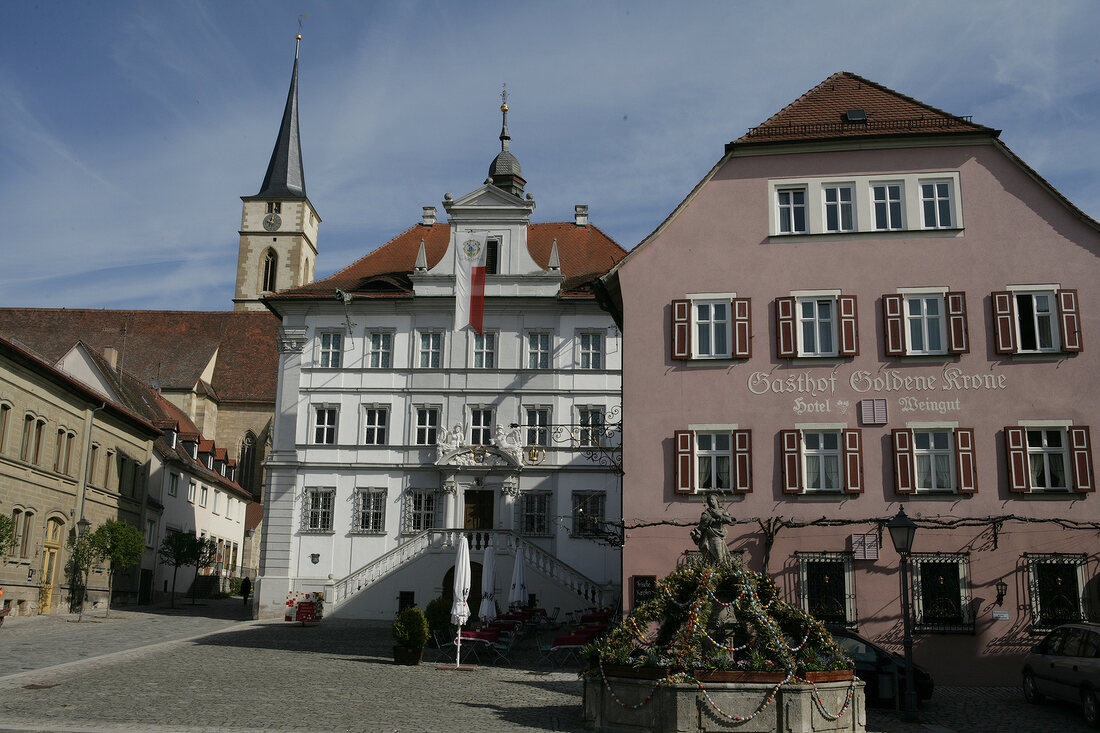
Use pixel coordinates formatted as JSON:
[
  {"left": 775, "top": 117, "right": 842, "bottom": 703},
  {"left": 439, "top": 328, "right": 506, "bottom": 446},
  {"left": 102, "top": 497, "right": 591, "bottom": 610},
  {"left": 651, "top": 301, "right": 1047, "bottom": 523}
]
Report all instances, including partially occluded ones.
[
  {"left": 1022, "top": 622, "right": 1100, "bottom": 728},
  {"left": 831, "top": 629, "right": 934, "bottom": 705}
]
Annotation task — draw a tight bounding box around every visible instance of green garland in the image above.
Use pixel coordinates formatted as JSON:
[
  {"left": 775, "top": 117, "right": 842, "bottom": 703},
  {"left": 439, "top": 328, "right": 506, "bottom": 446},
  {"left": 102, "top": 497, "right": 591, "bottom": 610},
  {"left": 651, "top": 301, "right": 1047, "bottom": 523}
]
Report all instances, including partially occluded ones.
[{"left": 581, "top": 560, "right": 852, "bottom": 679}]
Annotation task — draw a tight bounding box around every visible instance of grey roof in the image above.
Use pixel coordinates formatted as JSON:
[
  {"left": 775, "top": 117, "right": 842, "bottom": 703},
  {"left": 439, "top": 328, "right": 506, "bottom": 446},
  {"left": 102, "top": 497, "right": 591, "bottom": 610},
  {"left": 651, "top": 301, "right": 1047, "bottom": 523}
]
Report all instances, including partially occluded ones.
[
  {"left": 489, "top": 150, "right": 522, "bottom": 178},
  {"left": 255, "top": 40, "right": 306, "bottom": 199}
]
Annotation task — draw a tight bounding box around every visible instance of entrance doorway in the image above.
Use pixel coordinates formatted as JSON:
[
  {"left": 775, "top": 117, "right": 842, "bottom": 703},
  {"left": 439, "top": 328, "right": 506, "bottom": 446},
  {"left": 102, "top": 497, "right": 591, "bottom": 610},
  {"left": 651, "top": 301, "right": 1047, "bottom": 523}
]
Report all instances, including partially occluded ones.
[
  {"left": 463, "top": 490, "right": 494, "bottom": 531},
  {"left": 39, "top": 517, "right": 64, "bottom": 614}
]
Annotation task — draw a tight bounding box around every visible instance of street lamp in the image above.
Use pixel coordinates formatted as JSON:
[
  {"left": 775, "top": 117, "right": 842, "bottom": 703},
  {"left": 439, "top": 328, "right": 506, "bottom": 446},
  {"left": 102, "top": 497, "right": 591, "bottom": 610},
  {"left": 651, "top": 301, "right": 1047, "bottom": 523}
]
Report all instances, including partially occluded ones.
[
  {"left": 76, "top": 516, "right": 91, "bottom": 538},
  {"left": 886, "top": 507, "right": 919, "bottom": 722}
]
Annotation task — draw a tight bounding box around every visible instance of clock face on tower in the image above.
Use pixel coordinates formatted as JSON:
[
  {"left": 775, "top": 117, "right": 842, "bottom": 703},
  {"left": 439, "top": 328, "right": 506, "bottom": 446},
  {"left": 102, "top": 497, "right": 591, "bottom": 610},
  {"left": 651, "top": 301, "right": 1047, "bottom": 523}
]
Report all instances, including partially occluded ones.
[{"left": 262, "top": 212, "right": 281, "bottom": 232}]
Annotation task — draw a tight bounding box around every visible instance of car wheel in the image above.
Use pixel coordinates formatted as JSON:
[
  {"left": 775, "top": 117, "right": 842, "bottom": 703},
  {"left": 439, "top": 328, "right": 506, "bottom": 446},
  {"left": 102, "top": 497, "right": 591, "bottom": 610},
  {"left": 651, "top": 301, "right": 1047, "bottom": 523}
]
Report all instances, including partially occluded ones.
[
  {"left": 1023, "top": 672, "right": 1044, "bottom": 704},
  {"left": 1082, "top": 689, "right": 1099, "bottom": 728}
]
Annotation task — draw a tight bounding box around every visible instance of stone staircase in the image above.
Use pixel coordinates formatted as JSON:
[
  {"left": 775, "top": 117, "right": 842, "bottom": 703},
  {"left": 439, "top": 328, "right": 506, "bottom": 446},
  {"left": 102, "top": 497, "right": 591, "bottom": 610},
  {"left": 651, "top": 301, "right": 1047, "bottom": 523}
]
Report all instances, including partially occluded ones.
[{"left": 328, "top": 529, "right": 605, "bottom": 609}]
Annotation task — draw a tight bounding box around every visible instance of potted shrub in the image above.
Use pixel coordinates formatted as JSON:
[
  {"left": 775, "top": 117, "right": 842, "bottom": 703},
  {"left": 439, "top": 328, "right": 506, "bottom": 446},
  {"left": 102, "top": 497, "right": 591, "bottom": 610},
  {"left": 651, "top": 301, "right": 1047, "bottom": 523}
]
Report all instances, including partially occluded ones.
[
  {"left": 392, "top": 606, "right": 430, "bottom": 665},
  {"left": 425, "top": 596, "right": 452, "bottom": 646}
]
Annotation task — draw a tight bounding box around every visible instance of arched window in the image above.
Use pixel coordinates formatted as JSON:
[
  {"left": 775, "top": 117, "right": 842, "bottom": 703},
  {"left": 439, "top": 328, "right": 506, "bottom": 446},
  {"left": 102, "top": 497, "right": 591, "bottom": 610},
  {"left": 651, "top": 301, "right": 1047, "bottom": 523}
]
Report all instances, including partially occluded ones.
[
  {"left": 262, "top": 249, "right": 278, "bottom": 292},
  {"left": 239, "top": 431, "right": 257, "bottom": 493}
]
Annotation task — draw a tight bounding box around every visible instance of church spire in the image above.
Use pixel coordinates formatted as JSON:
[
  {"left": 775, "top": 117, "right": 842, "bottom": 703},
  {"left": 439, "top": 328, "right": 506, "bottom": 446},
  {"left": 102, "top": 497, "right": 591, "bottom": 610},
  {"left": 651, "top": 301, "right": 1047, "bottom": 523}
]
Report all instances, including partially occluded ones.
[
  {"left": 488, "top": 84, "right": 526, "bottom": 197},
  {"left": 257, "top": 35, "right": 306, "bottom": 198}
]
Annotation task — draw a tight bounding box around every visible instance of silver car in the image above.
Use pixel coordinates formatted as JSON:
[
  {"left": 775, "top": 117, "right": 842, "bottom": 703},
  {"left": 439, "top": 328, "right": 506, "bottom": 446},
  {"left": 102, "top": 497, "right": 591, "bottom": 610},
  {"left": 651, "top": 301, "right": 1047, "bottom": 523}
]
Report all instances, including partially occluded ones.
[{"left": 1022, "top": 622, "right": 1100, "bottom": 728}]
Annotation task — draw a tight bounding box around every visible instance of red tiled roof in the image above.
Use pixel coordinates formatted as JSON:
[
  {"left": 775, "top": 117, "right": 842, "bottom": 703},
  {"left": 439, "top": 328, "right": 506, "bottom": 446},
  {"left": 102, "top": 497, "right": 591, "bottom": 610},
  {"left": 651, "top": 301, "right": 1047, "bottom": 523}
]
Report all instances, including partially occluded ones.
[
  {"left": 0, "top": 310, "right": 278, "bottom": 403},
  {"left": 266, "top": 222, "right": 627, "bottom": 300},
  {"left": 731, "top": 72, "right": 996, "bottom": 147}
]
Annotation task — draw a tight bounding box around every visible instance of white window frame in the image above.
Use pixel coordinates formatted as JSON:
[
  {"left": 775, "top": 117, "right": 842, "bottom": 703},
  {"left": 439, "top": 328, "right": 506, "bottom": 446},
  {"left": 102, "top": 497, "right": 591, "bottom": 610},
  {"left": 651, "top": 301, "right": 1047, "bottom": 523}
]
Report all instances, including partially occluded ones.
[
  {"left": 571, "top": 491, "right": 606, "bottom": 538},
  {"left": 520, "top": 491, "right": 552, "bottom": 536},
  {"left": 913, "top": 428, "right": 956, "bottom": 492},
  {"left": 822, "top": 183, "right": 856, "bottom": 233},
  {"left": 801, "top": 430, "right": 843, "bottom": 492},
  {"left": 1026, "top": 426, "right": 1071, "bottom": 492},
  {"left": 213, "top": 490, "right": 222, "bottom": 515},
  {"left": 362, "top": 406, "right": 388, "bottom": 446},
  {"left": 899, "top": 288, "right": 948, "bottom": 355},
  {"left": 199, "top": 485, "right": 209, "bottom": 507},
  {"left": 578, "top": 407, "right": 604, "bottom": 447},
  {"left": 797, "top": 552, "right": 856, "bottom": 628},
  {"left": 871, "top": 181, "right": 905, "bottom": 231},
  {"left": 187, "top": 480, "right": 196, "bottom": 503},
  {"left": 368, "top": 331, "right": 394, "bottom": 369},
  {"left": 167, "top": 473, "right": 179, "bottom": 497},
  {"left": 525, "top": 406, "right": 550, "bottom": 447},
  {"left": 317, "top": 331, "right": 343, "bottom": 368},
  {"left": 919, "top": 179, "right": 955, "bottom": 229},
  {"left": 472, "top": 332, "right": 497, "bottom": 369},
  {"left": 692, "top": 300, "right": 732, "bottom": 359},
  {"left": 302, "top": 488, "right": 335, "bottom": 533},
  {"left": 470, "top": 407, "right": 493, "bottom": 446},
  {"left": 353, "top": 487, "right": 387, "bottom": 534},
  {"left": 405, "top": 489, "right": 437, "bottom": 534},
  {"left": 776, "top": 186, "right": 808, "bottom": 234},
  {"left": 795, "top": 294, "right": 839, "bottom": 358},
  {"left": 526, "top": 332, "right": 551, "bottom": 369},
  {"left": 911, "top": 553, "right": 972, "bottom": 631},
  {"left": 418, "top": 331, "right": 443, "bottom": 369},
  {"left": 1012, "top": 289, "right": 1061, "bottom": 353},
  {"left": 414, "top": 407, "right": 440, "bottom": 446},
  {"left": 312, "top": 406, "right": 338, "bottom": 445},
  {"left": 578, "top": 332, "right": 603, "bottom": 369},
  {"left": 695, "top": 431, "right": 733, "bottom": 491}
]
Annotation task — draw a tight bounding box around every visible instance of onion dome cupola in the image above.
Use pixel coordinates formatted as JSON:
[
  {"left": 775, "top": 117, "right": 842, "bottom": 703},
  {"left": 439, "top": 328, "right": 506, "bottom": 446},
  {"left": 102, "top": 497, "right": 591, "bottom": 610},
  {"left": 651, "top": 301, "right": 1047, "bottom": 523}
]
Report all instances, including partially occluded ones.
[
  {"left": 488, "top": 87, "right": 526, "bottom": 197},
  {"left": 257, "top": 35, "right": 307, "bottom": 199}
]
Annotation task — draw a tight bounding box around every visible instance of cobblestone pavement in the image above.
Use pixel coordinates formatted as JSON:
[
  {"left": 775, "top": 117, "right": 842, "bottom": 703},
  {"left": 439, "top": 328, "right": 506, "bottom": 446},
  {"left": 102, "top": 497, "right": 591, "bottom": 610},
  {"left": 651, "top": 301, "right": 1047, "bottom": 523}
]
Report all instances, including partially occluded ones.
[{"left": 0, "top": 604, "right": 1095, "bottom": 732}]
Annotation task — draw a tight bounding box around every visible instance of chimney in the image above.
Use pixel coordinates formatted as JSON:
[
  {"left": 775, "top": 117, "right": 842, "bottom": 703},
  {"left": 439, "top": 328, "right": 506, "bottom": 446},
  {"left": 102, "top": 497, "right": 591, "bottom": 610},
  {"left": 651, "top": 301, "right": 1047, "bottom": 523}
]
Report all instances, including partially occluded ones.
[
  {"left": 103, "top": 346, "right": 119, "bottom": 370},
  {"left": 422, "top": 206, "right": 437, "bottom": 226},
  {"left": 574, "top": 205, "right": 589, "bottom": 227}
]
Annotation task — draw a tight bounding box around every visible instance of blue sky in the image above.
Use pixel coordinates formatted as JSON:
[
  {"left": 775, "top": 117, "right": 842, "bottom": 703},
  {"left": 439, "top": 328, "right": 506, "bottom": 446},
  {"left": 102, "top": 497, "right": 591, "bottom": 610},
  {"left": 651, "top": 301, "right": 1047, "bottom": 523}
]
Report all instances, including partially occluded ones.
[{"left": 3, "top": 1, "right": 1099, "bottom": 310}]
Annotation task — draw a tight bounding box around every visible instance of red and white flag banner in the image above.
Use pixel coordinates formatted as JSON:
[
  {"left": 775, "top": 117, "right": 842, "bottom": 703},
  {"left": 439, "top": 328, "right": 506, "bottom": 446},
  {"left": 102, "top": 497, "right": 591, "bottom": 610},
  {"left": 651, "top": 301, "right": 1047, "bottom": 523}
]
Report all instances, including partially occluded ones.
[{"left": 455, "top": 233, "right": 488, "bottom": 334}]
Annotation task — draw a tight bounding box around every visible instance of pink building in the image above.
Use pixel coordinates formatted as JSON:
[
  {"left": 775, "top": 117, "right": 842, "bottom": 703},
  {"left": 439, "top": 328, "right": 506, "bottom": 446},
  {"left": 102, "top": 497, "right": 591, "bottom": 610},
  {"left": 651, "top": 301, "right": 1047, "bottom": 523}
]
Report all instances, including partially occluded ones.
[{"left": 600, "top": 72, "right": 1097, "bottom": 687}]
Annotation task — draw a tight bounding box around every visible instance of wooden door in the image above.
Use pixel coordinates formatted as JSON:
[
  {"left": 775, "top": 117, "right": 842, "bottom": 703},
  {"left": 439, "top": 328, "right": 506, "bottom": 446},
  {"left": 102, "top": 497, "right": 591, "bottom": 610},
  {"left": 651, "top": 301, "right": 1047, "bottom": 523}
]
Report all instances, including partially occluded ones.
[
  {"left": 463, "top": 490, "right": 494, "bottom": 530},
  {"left": 39, "top": 518, "right": 63, "bottom": 614}
]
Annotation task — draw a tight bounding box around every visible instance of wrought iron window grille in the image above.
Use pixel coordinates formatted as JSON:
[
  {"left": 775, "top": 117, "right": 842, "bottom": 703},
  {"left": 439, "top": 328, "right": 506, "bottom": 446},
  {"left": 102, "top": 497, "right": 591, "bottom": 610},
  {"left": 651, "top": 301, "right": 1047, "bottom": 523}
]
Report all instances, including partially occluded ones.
[
  {"left": 911, "top": 552, "right": 974, "bottom": 634},
  {"left": 1024, "top": 552, "right": 1087, "bottom": 632},
  {"left": 795, "top": 551, "right": 858, "bottom": 630}
]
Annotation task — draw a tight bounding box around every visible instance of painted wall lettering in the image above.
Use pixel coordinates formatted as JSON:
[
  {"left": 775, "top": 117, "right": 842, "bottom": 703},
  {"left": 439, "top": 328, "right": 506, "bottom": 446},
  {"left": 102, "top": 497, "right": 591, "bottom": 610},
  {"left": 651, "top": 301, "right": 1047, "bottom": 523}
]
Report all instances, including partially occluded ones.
[{"left": 899, "top": 396, "right": 961, "bottom": 414}]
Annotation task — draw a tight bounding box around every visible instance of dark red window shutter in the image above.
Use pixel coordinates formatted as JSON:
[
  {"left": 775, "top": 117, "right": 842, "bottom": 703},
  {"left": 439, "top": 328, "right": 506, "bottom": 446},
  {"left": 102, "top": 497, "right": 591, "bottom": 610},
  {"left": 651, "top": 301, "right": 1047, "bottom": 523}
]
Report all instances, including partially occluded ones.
[
  {"left": 883, "top": 294, "right": 905, "bottom": 356},
  {"left": 733, "top": 429, "right": 752, "bottom": 493},
  {"left": 893, "top": 429, "right": 915, "bottom": 494},
  {"left": 992, "top": 292, "right": 1017, "bottom": 354},
  {"left": 1069, "top": 426, "right": 1094, "bottom": 492},
  {"left": 780, "top": 429, "right": 801, "bottom": 493},
  {"left": 956, "top": 428, "right": 977, "bottom": 493},
  {"left": 1058, "top": 289, "right": 1083, "bottom": 353},
  {"left": 1005, "top": 427, "right": 1029, "bottom": 492},
  {"left": 732, "top": 298, "right": 752, "bottom": 358},
  {"left": 672, "top": 300, "right": 691, "bottom": 360},
  {"left": 843, "top": 428, "right": 863, "bottom": 493},
  {"left": 674, "top": 430, "right": 695, "bottom": 494},
  {"left": 946, "top": 292, "right": 970, "bottom": 354},
  {"left": 776, "top": 298, "right": 796, "bottom": 358},
  {"left": 838, "top": 295, "right": 859, "bottom": 356}
]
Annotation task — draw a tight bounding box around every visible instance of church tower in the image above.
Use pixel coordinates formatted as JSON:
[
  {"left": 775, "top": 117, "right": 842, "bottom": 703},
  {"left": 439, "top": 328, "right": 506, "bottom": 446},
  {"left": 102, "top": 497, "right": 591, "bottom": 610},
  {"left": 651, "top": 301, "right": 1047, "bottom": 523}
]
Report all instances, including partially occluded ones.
[{"left": 234, "top": 35, "right": 320, "bottom": 312}]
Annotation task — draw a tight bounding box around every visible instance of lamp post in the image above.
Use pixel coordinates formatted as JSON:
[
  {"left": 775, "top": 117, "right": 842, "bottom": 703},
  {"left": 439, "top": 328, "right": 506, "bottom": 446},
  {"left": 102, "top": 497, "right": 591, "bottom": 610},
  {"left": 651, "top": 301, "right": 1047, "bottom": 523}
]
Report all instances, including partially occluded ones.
[{"left": 886, "top": 507, "right": 919, "bottom": 722}]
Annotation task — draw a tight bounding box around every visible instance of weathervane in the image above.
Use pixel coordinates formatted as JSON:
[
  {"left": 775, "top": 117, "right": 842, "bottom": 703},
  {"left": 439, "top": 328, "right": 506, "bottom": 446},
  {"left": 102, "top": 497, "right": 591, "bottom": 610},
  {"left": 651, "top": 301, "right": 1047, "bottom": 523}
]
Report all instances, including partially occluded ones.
[{"left": 501, "top": 83, "right": 508, "bottom": 108}]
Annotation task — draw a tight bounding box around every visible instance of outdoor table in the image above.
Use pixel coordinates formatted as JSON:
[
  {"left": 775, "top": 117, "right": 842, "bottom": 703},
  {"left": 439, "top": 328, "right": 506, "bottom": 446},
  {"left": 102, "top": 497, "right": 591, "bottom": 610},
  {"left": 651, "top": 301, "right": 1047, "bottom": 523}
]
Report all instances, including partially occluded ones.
[
  {"left": 488, "top": 620, "right": 521, "bottom": 632},
  {"left": 553, "top": 628, "right": 603, "bottom": 647},
  {"left": 580, "top": 611, "right": 613, "bottom": 623},
  {"left": 460, "top": 628, "right": 499, "bottom": 643}
]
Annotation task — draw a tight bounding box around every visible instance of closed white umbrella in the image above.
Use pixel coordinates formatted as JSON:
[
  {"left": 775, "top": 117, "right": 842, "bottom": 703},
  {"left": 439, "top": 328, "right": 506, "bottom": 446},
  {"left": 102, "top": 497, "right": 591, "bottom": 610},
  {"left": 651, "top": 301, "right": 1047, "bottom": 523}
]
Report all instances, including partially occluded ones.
[
  {"left": 508, "top": 547, "right": 528, "bottom": 608},
  {"left": 450, "top": 534, "right": 471, "bottom": 668},
  {"left": 479, "top": 545, "right": 497, "bottom": 623}
]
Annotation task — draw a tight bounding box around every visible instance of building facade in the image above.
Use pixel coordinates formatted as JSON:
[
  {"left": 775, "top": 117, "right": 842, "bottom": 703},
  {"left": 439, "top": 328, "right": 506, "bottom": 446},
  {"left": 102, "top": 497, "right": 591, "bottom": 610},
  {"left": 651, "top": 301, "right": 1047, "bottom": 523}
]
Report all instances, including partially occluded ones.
[
  {"left": 255, "top": 103, "right": 627, "bottom": 620},
  {"left": 1, "top": 337, "right": 159, "bottom": 615},
  {"left": 602, "top": 73, "right": 1098, "bottom": 686}
]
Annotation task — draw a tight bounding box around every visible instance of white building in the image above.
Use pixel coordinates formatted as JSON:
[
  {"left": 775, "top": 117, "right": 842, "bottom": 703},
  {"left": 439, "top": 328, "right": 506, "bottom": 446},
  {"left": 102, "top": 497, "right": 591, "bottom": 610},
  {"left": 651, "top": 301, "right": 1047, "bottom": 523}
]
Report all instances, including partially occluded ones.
[{"left": 255, "top": 101, "right": 627, "bottom": 620}]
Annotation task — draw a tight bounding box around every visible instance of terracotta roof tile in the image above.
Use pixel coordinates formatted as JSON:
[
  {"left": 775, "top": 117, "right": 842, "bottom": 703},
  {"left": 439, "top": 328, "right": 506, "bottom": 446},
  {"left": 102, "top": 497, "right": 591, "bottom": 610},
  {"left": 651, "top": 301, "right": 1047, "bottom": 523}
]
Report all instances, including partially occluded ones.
[
  {"left": 266, "top": 222, "right": 627, "bottom": 301},
  {"left": 731, "top": 71, "right": 996, "bottom": 147},
  {"left": 0, "top": 309, "right": 278, "bottom": 403}
]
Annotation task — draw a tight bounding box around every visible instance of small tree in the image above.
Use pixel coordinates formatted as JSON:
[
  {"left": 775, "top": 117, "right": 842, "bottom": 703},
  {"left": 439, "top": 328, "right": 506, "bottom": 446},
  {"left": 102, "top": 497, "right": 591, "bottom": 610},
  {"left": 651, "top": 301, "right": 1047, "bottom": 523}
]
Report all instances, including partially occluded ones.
[
  {"left": 88, "top": 521, "right": 145, "bottom": 618},
  {"left": 66, "top": 529, "right": 107, "bottom": 622},
  {"left": 158, "top": 532, "right": 200, "bottom": 609},
  {"left": 191, "top": 537, "right": 218, "bottom": 604}
]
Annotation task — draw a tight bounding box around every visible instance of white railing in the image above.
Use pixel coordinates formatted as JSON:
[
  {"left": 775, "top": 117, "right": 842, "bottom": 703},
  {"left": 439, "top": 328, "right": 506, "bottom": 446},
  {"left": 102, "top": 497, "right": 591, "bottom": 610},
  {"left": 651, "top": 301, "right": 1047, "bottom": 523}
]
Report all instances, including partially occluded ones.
[{"left": 329, "top": 529, "right": 604, "bottom": 608}]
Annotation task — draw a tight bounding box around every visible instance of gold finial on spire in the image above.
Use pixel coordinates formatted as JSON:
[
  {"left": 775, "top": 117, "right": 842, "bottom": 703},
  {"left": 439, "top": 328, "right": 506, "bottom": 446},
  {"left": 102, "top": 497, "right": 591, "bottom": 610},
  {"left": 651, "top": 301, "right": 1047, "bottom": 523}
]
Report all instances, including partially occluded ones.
[{"left": 500, "top": 83, "right": 508, "bottom": 112}]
